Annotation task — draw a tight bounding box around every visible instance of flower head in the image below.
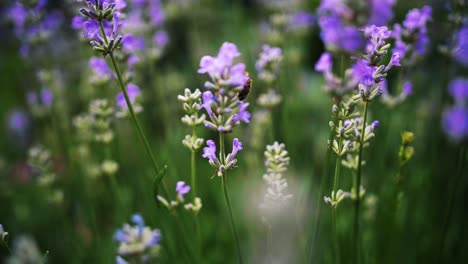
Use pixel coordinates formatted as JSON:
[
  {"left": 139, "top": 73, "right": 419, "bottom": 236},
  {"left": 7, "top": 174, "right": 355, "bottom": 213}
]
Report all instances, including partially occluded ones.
[
  {"left": 176, "top": 181, "right": 191, "bottom": 200},
  {"left": 115, "top": 214, "right": 161, "bottom": 262},
  {"left": 202, "top": 140, "right": 218, "bottom": 163},
  {"left": 198, "top": 42, "right": 248, "bottom": 88}
]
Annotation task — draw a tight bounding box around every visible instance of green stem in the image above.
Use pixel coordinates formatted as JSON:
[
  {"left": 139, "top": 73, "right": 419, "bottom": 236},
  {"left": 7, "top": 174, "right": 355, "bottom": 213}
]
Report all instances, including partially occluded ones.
[
  {"left": 222, "top": 174, "right": 243, "bottom": 264},
  {"left": 308, "top": 115, "right": 336, "bottom": 262},
  {"left": 354, "top": 101, "right": 369, "bottom": 263},
  {"left": 190, "top": 127, "right": 201, "bottom": 260},
  {"left": 219, "top": 132, "right": 243, "bottom": 264},
  {"left": 332, "top": 208, "right": 339, "bottom": 264},
  {"left": 332, "top": 140, "right": 343, "bottom": 196},
  {"left": 107, "top": 52, "right": 169, "bottom": 197},
  {"left": 438, "top": 143, "right": 467, "bottom": 261}
]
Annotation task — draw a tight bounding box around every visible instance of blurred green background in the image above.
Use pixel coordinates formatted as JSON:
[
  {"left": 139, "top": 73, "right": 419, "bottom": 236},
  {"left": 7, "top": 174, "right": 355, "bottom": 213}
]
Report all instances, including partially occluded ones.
[{"left": 0, "top": 0, "right": 467, "bottom": 263}]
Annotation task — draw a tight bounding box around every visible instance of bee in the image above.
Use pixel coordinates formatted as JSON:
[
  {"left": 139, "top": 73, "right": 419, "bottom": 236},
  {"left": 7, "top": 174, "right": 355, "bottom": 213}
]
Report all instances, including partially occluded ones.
[{"left": 238, "top": 71, "right": 252, "bottom": 101}]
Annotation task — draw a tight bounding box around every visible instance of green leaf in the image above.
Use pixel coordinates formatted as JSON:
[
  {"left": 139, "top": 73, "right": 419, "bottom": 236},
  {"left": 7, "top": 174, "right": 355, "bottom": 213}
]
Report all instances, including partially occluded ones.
[{"left": 153, "top": 164, "right": 168, "bottom": 204}]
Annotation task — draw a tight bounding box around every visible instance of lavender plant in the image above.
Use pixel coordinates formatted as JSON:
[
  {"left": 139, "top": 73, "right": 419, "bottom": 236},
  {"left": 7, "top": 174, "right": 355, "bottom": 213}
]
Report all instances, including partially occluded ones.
[
  {"left": 75, "top": 0, "right": 170, "bottom": 198},
  {"left": 198, "top": 42, "right": 250, "bottom": 263}
]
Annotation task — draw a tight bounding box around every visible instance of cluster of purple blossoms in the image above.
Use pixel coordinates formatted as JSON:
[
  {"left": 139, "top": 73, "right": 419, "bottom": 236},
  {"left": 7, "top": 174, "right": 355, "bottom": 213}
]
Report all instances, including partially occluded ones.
[
  {"left": 74, "top": 0, "right": 125, "bottom": 55},
  {"left": 315, "top": 25, "right": 401, "bottom": 98},
  {"left": 6, "top": 0, "right": 64, "bottom": 57},
  {"left": 156, "top": 181, "right": 202, "bottom": 212},
  {"left": 443, "top": 78, "right": 468, "bottom": 140},
  {"left": 197, "top": 43, "right": 250, "bottom": 176},
  {"left": 350, "top": 25, "right": 401, "bottom": 102},
  {"left": 256, "top": 44, "right": 283, "bottom": 83},
  {"left": 202, "top": 138, "right": 243, "bottom": 177},
  {"left": 392, "top": 6, "right": 432, "bottom": 64},
  {"left": 121, "top": 0, "right": 169, "bottom": 61},
  {"left": 317, "top": 0, "right": 396, "bottom": 53},
  {"left": 453, "top": 25, "right": 468, "bottom": 67},
  {"left": 114, "top": 214, "right": 161, "bottom": 263},
  {"left": 198, "top": 42, "right": 251, "bottom": 132}
]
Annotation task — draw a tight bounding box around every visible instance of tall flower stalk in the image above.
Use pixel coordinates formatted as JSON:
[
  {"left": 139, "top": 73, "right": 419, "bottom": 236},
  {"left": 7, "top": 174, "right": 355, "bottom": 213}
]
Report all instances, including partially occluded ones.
[
  {"left": 198, "top": 42, "right": 251, "bottom": 264},
  {"left": 76, "top": 0, "right": 169, "bottom": 197},
  {"left": 178, "top": 88, "right": 205, "bottom": 259}
]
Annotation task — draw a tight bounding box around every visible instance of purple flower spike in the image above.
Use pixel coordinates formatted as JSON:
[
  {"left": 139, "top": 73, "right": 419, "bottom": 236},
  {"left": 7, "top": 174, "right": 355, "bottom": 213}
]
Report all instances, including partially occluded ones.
[
  {"left": 202, "top": 140, "right": 218, "bottom": 163},
  {"left": 315, "top": 52, "right": 332, "bottom": 73},
  {"left": 176, "top": 181, "right": 191, "bottom": 198}
]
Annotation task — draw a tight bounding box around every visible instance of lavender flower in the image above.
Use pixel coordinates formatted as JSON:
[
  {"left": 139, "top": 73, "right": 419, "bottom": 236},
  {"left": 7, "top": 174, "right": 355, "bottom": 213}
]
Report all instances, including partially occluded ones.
[
  {"left": 156, "top": 182, "right": 202, "bottom": 213},
  {"left": 6, "top": 1, "right": 64, "bottom": 57},
  {"left": 256, "top": 44, "right": 283, "bottom": 83},
  {"left": 198, "top": 42, "right": 251, "bottom": 133},
  {"left": 89, "top": 56, "right": 114, "bottom": 83},
  {"left": 449, "top": 78, "right": 468, "bottom": 104},
  {"left": 260, "top": 142, "right": 292, "bottom": 214},
  {"left": 202, "top": 138, "right": 244, "bottom": 176},
  {"left": 115, "top": 214, "right": 161, "bottom": 262},
  {"left": 443, "top": 106, "right": 468, "bottom": 140},
  {"left": 202, "top": 140, "right": 219, "bottom": 164},
  {"left": 392, "top": 6, "right": 432, "bottom": 64},
  {"left": 368, "top": 0, "right": 397, "bottom": 26},
  {"left": 40, "top": 88, "right": 54, "bottom": 107},
  {"left": 77, "top": 0, "right": 124, "bottom": 55},
  {"left": 176, "top": 181, "right": 191, "bottom": 200},
  {"left": 7, "top": 110, "right": 29, "bottom": 133},
  {"left": 198, "top": 42, "right": 249, "bottom": 88},
  {"left": 453, "top": 25, "right": 468, "bottom": 66}
]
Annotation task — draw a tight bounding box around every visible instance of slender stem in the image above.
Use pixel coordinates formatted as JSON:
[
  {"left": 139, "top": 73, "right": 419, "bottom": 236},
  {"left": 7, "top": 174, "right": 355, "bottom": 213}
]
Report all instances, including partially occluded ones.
[
  {"left": 332, "top": 140, "right": 343, "bottom": 196},
  {"left": 332, "top": 208, "right": 339, "bottom": 264},
  {"left": 222, "top": 174, "right": 243, "bottom": 264},
  {"left": 354, "top": 101, "right": 369, "bottom": 263},
  {"left": 438, "top": 143, "right": 467, "bottom": 261},
  {"left": 219, "top": 132, "right": 243, "bottom": 264},
  {"left": 190, "top": 127, "right": 201, "bottom": 260},
  {"left": 107, "top": 52, "right": 169, "bottom": 197},
  {"left": 191, "top": 128, "right": 198, "bottom": 199},
  {"left": 308, "top": 114, "right": 336, "bottom": 262}
]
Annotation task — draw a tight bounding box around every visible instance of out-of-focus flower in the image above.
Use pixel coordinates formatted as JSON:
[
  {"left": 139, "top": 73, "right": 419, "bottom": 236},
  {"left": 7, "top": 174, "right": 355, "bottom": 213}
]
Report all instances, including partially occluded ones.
[
  {"left": 392, "top": 6, "right": 432, "bottom": 64},
  {"left": 115, "top": 214, "right": 161, "bottom": 263},
  {"left": 256, "top": 44, "right": 283, "bottom": 83},
  {"left": 442, "top": 106, "right": 468, "bottom": 140},
  {"left": 453, "top": 25, "right": 468, "bottom": 67},
  {"left": 176, "top": 181, "right": 191, "bottom": 200},
  {"left": 116, "top": 83, "right": 143, "bottom": 117},
  {"left": 449, "top": 78, "right": 468, "bottom": 104}
]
